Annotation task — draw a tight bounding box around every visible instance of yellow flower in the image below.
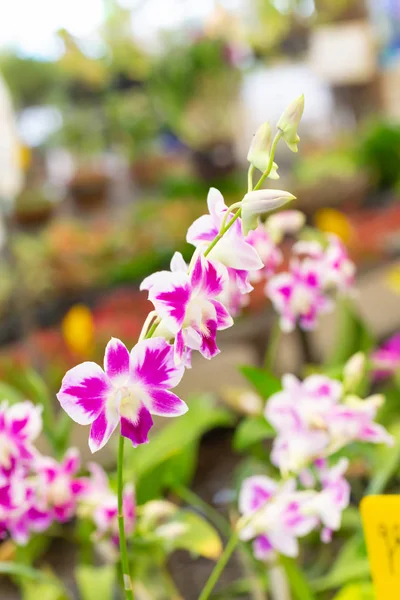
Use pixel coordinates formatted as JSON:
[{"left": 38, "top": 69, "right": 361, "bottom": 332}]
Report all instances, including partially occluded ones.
[
  {"left": 314, "top": 208, "right": 353, "bottom": 244},
  {"left": 62, "top": 304, "right": 94, "bottom": 357}
]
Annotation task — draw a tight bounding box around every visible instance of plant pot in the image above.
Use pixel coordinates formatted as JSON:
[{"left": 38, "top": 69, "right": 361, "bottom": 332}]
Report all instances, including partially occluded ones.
[
  {"left": 68, "top": 170, "right": 110, "bottom": 206},
  {"left": 191, "top": 141, "right": 236, "bottom": 182}
]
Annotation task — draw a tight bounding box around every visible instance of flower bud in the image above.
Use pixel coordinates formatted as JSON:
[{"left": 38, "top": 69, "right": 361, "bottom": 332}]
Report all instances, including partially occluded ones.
[
  {"left": 343, "top": 352, "right": 366, "bottom": 392},
  {"left": 266, "top": 209, "right": 306, "bottom": 243},
  {"left": 277, "top": 94, "right": 304, "bottom": 153},
  {"left": 247, "top": 122, "right": 279, "bottom": 179},
  {"left": 241, "top": 189, "right": 295, "bottom": 235}
]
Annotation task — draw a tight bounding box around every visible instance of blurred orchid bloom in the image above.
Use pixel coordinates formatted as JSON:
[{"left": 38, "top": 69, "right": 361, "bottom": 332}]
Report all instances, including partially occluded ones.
[
  {"left": 265, "top": 374, "right": 392, "bottom": 474},
  {"left": 246, "top": 224, "right": 282, "bottom": 283},
  {"left": 371, "top": 333, "right": 400, "bottom": 380},
  {"left": 57, "top": 337, "right": 187, "bottom": 452},
  {"left": 238, "top": 476, "right": 317, "bottom": 560},
  {"left": 0, "top": 401, "right": 42, "bottom": 472}
]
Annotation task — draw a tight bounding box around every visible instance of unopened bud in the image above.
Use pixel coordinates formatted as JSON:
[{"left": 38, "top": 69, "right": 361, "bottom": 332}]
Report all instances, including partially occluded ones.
[
  {"left": 247, "top": 122, "right": 279, "bottom": 179},
  {"left": 241, "top": 189, "right": 295, "bottom": 235},
  {"left": 343, "top": 352, "right": 366, "bottom": 392},
  {"left": 277, "top": 94, "right": 304, "bottom": 153}
]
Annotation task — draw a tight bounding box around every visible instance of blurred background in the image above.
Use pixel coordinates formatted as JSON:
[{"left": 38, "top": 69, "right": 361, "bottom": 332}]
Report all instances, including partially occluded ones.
[{"left": 1, "top": 0, "right": 400, "bottom": 453}]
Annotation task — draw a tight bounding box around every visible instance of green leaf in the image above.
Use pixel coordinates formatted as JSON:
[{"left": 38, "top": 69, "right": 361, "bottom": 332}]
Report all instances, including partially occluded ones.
[
  {"left": 311, "top": 534, "right": 370, "bottom": 592},
  {"left": 328, "top": 300, "right": 375, "bottom": 367},
  {"left": 22, "top": 580, "right": 68, "bottom": 600},
  {"left": 280, "top": 556, "right": 316, "bottom": 600},
  {"left": 158, "top": 509, "right": 222, "bottom": 560},
  {"left": 0, "top": 563, "right": 69, "bottom": 600},
  {"left": 233, "top": 416, "right": 275, "bottom": 452},
  {"left": 333, "top": 582, "right": 375, "bottom": 600},
  {"left": 75, "top": 565, "right": 116, "bottom": 600},
  {"left": 367, "top": 421, "right": 400, "bottom": 495},
  {"left": 0, "top": 382, "right": 24, "bottom": 404},
  {"left": 239, "top": 366, "right": 281, "bottom": 400},
  {"left": 125, "top": 395, "right": 234, "bottom": 503}
]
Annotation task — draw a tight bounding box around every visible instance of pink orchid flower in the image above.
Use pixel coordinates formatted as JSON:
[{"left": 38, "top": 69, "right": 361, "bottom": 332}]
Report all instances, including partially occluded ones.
[
  {"left": 0, "top": 401, "right": 42, "bottom": 472},
  {"left": 36, "top": 448, "right": 86, "bottom": 523},
  {"left": 57, "top": 337, "right": 187, "bottom": 452},
  {"left": 141, "top": 252, "right": 233, "bottom": 361},
  {"left": 239, "top": 476, "right": 317, "bottom": 560},
  {"left": 187, "top": 187, "right": 263, "bottom": 272}
]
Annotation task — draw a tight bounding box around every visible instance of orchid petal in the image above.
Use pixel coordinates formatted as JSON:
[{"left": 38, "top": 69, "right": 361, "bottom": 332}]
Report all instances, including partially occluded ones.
[
  {"left": 186, "top": 215, "right": 217, "bottom": 245},
  {"left": 104, "top": 338, "right": 130, "bottom": 381},
  {"left": 130, "top": 337, "right": 184, "bottom": 389},
  {"left": 170, "top": 252, "right": 187, "bottom": 272},
  {"left": 239, "top": 476, "right": 277, "bottom": 514},
  {"left": 148, "top": 272, "right": 191, "bottom": 333},
  {"left": 89, "top": 405, "right": 120, "bottom": 453},
  {"left": 121, "top": 405, "right": 153, "bottom": 447},
  {"left": 211, "top": 300, "right": 233, "bottom": 330},
  {"left": 57, "top": 362, "right": 110, "bottom": 425},
  {"left": 148, "top": 389, "right": 188, "bottom": 417}
]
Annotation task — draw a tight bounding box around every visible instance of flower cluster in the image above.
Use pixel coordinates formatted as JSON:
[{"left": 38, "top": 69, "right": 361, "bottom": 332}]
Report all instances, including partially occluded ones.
[
  {"left": 238, "top": 361, "right": 392, "bottom": 562},
  {"left": 267, "top": 236, "right": 355, "bottom": 333},
  {"left": 266, "top": 373, "right": 392, "bottom": 474},
  {"left": 238, "top": 458, "right": 351, "bottom": 559},
  {"left": 58, "top": 178, "right": 295, "bottom": 449},
  {"left": 0, "top": 400, "right": 135, "bottom": 548}
]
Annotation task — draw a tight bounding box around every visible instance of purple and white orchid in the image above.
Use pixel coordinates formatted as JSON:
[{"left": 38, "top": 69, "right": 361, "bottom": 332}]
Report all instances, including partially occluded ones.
[
  {"left": 141, "top": 252, "right": 233, "bottom": 361},
  {"left": 238, "top": 475, "right": 317, "bottom": 560},
  {"left": 57, "top": 337, "right": 187, "bottom": 452},
  {"left": 265, "top": 374, "right": 393, "bottom": 474}
]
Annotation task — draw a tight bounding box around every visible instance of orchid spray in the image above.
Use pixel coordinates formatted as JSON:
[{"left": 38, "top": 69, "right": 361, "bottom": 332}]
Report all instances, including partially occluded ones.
[
  {"left": 52, "top": 95, "right": 391, "bottom": 600},
  {"left": 54, "top": 97, "right": 301, "bottom": 598}
]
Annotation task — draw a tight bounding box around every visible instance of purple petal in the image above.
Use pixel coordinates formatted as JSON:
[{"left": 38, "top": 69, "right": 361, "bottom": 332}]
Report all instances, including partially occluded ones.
[
  {"left": 211, "top": 300, "right": 233, "bottom": 330},
  {"left": 104, "top": 338, "right": 130, "bottom": 381},
  {"left": 89, "top": 407, "right": 120, "bottom": 453},
  {"left": 200, "top": 257, "right": 227, "bottom": 297},
  {"left": 253, "top": 535, "right": 274, "bottom": 560},
  {"left": 239, "top": 476, "right": 277, "bottom": 514},
  {"left": 62, "top": 448, "right": 80, "bottom": 475},
  {"left": 174, "top": 330, "right": 185, "bottom": 362},
  {"left": 199, "top": 319, "right": 219, "bottom": 359},
  {"left": 148, "top": 389, "right": 188, "bottom": 417},
  {"left": 57, "top": 362, "right": 110, "bottom": 425},
  {"left": 130, "top": 337, "right": 184, "bottom": 389},
  {"left": 148, "top": 272, "right": 191, "bottom": 333},
  {"left": 187, "top": 215, "right": 217, "bottom": 245},
  {"left": 121, "top": 405, "right": 153, "bottom": 447}
]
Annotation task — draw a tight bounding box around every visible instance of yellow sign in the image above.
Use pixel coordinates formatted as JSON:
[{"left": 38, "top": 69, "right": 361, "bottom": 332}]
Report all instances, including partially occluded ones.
[{"left": 361, "top": 495, "right": 400, "bottom": 599}]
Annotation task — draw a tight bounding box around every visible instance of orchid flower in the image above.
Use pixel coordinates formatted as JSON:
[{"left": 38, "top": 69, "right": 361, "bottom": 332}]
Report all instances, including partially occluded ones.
[
  {"left": 238, "top": 476, "right": 317, "bottom": 560},
  {"left": 141, "top": 252, "right": 233, "bottom": 361},
  {"left": 57, "top": 337, "right": 187, "bottom": 452},
  {"left": 187, "top": 187, "right": 263, "bottom": 273},
  {"left": 0, "top": 401, "right": 42, "bottom": 472}
]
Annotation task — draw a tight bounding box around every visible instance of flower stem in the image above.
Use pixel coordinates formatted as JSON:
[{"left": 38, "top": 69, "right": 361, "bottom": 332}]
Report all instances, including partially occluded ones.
[
  {"left": 198, "top": 530, "right": 240, "bottom": 600},
  {"left": 117, "top": 435, "right": 134, "bottom": 600},
  {"left": 264, "top": 318, "right": 281, "bottom": 372},
  {"left": 204, "top": 210, "right": 242, "bottom": 258},
  {"left": 253, "top": 132, "right": 282, "bottom": 191}
]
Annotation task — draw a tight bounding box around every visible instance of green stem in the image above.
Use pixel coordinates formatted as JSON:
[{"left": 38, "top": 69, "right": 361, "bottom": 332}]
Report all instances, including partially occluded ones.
[
  {"left": 117, "top": 436, "right": 134, "bottom": 600},
  {"left": 264, "top": 318, "right": 281, "bottom": 372},
  {"left": 253, "top": 132, "right": 282, "bottom": 191},
  {"left": 204, "top": 210, "right": 242, "bottom": 258},
  {"left": 174, "top": 485, "right": 231, "bottom": 537},
  {"left": 198, "top": 531, "right": 240, "bottom": 600},
  {"left": 144, "top": 317, "right": 160, "bottom": 340},
  {"left": 248, "top": 164, "right": 255, "bottom": 192}
]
